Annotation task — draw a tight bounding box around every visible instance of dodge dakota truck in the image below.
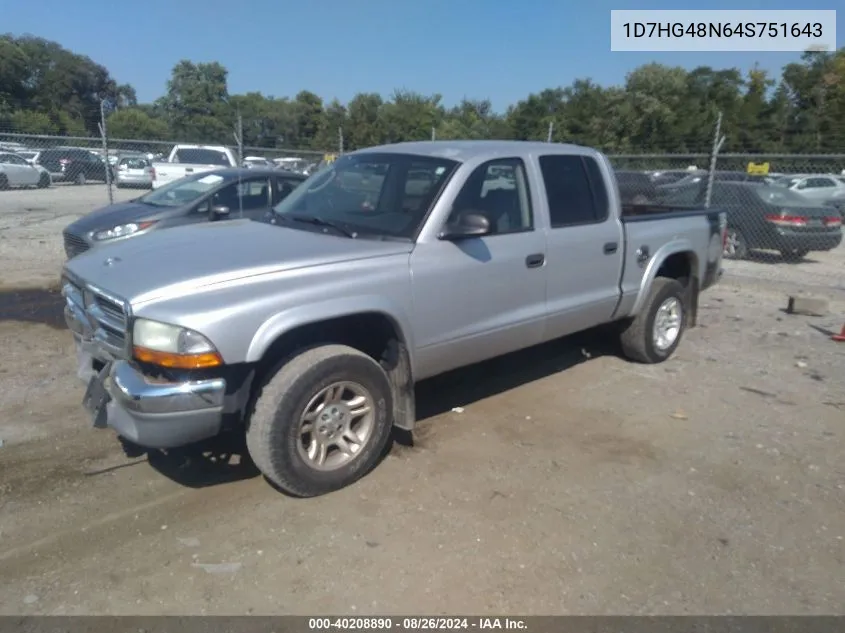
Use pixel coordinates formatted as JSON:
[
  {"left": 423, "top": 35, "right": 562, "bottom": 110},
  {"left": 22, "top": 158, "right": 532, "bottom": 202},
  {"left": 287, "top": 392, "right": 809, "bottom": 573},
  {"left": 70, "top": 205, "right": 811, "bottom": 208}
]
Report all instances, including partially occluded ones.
[{"left": 61, "top": 141, "right": 726, "bottom": 497}]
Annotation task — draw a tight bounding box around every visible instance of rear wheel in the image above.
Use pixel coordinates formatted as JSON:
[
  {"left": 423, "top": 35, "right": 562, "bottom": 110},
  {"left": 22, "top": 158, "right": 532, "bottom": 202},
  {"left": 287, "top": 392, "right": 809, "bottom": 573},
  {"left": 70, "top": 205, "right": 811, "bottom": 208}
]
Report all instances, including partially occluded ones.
[
  {"left": 722, "top": 226, "right": 748, "bottom": 260},
  {"left": 619, "top": 277, "right": 688, "bottom": 364},
  {"left": 75, "top": 172, "right": 86, "bottom": 185},
  {"left": 246, "top": 344, "right": 393, "bottom": 497},
  {"left": 37, "top": 172, "right": 50, "bottom": 188},
  {"left": 0, "top": 174, "right": 8, "bottom": 190}
]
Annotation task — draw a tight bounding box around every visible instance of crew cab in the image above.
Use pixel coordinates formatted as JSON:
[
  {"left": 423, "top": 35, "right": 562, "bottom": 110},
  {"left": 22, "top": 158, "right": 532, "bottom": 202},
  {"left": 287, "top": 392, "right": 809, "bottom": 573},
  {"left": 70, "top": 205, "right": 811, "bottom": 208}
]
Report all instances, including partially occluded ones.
[
  {"left": 61, "top": 141, "right": 726, "bottom": 497},
  {"left": 151, "top": 144, "right": 238, "bottom": 189}
]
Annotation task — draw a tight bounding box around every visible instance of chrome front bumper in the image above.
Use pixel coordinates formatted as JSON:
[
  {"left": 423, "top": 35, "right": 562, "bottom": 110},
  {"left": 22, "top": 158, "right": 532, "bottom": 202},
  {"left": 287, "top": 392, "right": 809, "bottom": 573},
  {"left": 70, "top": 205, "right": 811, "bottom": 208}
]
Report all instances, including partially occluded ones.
[
  {"left": 64, "top": 277, "right": 227, "bottom": 448},
  {"left": 74, "top": 338, "right": 227, "bottom": 449}
]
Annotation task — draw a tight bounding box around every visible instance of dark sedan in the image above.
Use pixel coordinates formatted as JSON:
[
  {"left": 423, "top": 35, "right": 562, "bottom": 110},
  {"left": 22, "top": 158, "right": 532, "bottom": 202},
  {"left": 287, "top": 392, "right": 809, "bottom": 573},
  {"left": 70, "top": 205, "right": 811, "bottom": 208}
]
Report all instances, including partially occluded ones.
[
  {"left": 655, "top": 170, "right": 768, "bottom": 202},
  {"left": 664, "top": 182, "right": 842, "bottom": 261},
  {"left": 615, "top": 170, "right": 659, "bottom": 204},
  {"left": 62, "top": 168, "right": 306, "bottom": 259},
  {"left": 37, "top": 147, "right": 112, "bottom": 185}
]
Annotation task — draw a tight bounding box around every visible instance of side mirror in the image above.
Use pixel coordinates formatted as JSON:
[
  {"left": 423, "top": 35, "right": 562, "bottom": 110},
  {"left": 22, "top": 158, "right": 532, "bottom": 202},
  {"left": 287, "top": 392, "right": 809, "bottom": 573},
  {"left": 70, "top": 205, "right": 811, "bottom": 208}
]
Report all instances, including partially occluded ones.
[
  {"left": 211, "top": 205, "right": 230, "bottom": 218},
  {"left": 438, "top": 211, "right": 491, "bottom": 240}
]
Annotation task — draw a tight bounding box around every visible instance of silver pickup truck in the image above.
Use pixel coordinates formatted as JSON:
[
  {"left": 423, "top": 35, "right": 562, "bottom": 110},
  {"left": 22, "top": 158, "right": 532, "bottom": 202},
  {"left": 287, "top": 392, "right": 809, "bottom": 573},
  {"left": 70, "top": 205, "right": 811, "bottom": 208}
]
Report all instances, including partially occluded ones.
[{"left": 61, "top": 141, "right": 726, "bottom": 497}]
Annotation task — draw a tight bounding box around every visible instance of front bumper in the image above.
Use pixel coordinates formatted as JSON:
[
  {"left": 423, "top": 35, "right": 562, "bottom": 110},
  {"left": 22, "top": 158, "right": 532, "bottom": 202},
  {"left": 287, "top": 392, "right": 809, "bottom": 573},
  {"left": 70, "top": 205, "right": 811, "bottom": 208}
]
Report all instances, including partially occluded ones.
[{"left": 74, "top": 339, "right": 226, "bottom": 448}]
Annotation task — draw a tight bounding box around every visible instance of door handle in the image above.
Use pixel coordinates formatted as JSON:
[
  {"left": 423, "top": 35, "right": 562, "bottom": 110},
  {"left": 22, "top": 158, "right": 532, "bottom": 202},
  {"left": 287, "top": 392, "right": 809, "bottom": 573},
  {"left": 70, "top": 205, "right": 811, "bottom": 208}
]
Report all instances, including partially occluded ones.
[
  {"left": 525, "top": 253, "right": 545, "bottom": 268},
  {"left": 603, "top": 242, "right": 618, "bottom": 254},
  {"left": 636, "top": 245, "right": 650, "bottom": 263}
]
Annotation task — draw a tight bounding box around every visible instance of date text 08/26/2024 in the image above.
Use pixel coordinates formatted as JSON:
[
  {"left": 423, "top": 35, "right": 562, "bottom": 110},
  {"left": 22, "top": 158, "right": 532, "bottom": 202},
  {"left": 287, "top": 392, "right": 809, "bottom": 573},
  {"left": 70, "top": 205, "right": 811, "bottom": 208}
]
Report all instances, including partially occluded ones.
[
  {"left": 308, "top": 618, "right": 527, "bottom": 630},
  {"left": 610, "top": 9, "right": 837, "bottom": 52}
]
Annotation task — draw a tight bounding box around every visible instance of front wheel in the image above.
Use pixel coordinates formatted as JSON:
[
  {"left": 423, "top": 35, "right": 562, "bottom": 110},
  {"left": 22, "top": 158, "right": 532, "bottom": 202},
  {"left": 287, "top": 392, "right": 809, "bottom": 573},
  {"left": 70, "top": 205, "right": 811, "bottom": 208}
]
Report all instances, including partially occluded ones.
[
  {"left": 38, "top": 173, "right": 50, "bottom": 188},
  {"left": 619, "top": 277, "right": 688, "bottom": 364},
  {"left": 246, "top": 344, "right": 393, "bottom": 497}
]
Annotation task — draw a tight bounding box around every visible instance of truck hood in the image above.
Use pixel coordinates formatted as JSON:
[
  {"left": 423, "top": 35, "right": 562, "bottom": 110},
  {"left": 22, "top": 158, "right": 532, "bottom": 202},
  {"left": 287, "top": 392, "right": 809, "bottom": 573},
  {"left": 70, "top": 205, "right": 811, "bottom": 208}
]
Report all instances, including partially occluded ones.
[
  {"left": 65, "top": 201, "right": 176, "bottom": 235},
  {"left": 63, "top": 219, "right": 412, "bottom": 305}
]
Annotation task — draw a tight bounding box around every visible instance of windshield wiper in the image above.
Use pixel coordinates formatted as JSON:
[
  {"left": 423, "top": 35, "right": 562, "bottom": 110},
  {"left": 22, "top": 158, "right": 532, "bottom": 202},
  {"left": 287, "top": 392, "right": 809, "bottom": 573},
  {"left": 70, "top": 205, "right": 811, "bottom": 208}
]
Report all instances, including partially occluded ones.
[{"left": 283, "top": 214, "right": 357, "bottom": 238}]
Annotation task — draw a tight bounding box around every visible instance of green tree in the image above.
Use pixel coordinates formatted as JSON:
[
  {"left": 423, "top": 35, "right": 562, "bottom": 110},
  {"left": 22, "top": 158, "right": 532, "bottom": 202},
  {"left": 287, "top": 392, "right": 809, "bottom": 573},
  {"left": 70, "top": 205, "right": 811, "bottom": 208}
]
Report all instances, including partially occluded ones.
[
  {"left": 158, "top": 60, "right": 231, "bottom": 142},
  {"left": 107, "top": 108, "right": 169, "bottom": 139}
]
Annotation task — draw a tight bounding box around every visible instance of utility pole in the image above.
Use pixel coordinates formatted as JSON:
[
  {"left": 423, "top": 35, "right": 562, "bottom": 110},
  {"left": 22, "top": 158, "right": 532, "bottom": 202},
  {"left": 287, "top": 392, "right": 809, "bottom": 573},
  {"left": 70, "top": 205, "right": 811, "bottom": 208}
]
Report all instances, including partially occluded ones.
[
  {"left": 97, "top": 100, "right": 113, "bottom": 205},
  {"left": 338, "top": 126, "right": 344, "bottom": 154},
  {"left": 704, "top": 111, "right": 725, "bottom": 209},
  {"left": 546, "top": 121, "right": 554, "bottom": 142}
]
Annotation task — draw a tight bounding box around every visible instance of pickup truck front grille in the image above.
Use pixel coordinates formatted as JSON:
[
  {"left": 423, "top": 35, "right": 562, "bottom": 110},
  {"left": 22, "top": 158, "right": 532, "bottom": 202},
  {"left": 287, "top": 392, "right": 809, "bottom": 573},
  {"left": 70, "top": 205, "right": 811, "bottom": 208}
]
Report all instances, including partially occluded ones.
[
  {"left": 63, "top": 231, "right": 90, "bottom": 259},
  {"left": 62, "top": 279, "right": 129, "bottom": 359}
]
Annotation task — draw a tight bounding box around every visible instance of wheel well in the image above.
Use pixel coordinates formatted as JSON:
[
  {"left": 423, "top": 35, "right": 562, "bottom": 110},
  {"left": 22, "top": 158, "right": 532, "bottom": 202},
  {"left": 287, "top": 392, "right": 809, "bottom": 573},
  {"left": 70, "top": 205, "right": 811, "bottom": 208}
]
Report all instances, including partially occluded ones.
[
  {"left": 655, "top": 251, "right": 699, "bottom": 327},
  {"left": 257, "top": 312, "right": 400, "bottom": 375},
  {"left": 252, "top": 312, "right": 416, "bottom": 431}
]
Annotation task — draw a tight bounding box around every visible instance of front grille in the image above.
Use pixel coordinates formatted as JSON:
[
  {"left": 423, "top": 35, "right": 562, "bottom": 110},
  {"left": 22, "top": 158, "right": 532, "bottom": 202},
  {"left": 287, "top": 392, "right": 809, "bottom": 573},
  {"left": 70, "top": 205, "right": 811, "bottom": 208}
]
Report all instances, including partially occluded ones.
[
  {"left": 63, "top": 231, "right": 90, "bottom": 259},
  {"left": 63, "top": 279, "right": 128, "bottom": 357}
]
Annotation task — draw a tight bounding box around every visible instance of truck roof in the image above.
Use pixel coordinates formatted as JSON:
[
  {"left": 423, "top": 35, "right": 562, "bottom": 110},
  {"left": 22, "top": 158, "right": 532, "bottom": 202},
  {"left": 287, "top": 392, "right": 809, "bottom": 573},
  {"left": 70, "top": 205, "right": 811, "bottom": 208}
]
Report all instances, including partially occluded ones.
[{"left": 355, "top": 140, "right": 595, "bottom": 162}]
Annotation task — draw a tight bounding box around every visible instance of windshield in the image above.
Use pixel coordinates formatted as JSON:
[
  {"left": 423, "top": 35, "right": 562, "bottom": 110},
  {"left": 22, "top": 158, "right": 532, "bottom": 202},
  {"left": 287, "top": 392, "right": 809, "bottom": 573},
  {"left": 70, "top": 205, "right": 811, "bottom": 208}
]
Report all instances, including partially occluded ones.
[
  {"left": 173, "top": 148, "right": 231, "bottom": 166},
  {"left": 137, "top": 171, "right": 229, "bottom": 207},
  {"left": 272, "top": 152, "right": 459, "bottom": 239},
  {"left": 754, "top": 187, "right": 814, "bottom": 206},
  {"left": 772, "top": 177, "right": 801, "bottom": 188}
]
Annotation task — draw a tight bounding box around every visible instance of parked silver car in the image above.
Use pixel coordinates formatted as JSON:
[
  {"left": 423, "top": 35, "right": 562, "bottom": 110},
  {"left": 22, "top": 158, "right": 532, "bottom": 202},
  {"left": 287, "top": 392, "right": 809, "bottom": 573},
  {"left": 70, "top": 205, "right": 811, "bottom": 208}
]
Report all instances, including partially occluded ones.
[{"left": 115, "top": 156, "right": 153, "bottom": 188}]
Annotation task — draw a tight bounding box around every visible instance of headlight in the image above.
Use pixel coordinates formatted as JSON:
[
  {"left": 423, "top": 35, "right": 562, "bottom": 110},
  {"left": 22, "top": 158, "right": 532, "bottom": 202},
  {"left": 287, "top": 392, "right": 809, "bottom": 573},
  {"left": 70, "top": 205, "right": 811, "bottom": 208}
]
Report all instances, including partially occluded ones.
[
  {"left": 132, "top": 318, "right": 222, "bottom": 369},
  {"left": 92, "top": 221, "right": 155, "bottom": 241}
]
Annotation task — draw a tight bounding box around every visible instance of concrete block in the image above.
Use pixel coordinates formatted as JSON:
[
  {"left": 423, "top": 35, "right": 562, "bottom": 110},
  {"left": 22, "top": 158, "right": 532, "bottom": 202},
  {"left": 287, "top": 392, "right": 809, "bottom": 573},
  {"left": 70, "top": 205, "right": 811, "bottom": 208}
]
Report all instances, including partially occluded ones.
[{"left": 786, "top": 296, "right": 828, "bottom": 317}]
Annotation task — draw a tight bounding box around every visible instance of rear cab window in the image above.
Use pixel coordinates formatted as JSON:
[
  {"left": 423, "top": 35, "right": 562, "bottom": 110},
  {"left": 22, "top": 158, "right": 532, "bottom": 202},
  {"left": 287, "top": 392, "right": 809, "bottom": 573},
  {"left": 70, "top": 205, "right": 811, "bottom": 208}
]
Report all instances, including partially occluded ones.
[{"left": 538, "top": 154, "right": 609, "bottom": 227}]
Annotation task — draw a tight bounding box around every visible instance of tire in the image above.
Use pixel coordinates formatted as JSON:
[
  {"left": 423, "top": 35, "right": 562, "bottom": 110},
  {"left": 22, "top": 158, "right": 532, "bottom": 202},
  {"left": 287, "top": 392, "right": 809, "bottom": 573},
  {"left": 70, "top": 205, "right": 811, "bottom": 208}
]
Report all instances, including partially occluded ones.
[
  {"left": 722, "top": 226, "right": 748, "bottom": 260},
  {"left": 0, "top": 174, "right": 8, "bottom": 190},
  {"left": 75, "top": 172, "right": 86, "bottom": 185},
  {"left": 619, "top": 277, "right": 688, "bottom": 364},
  {"left": 246, "top": 344, "right": 393, "bottom": 497},
  {"left": 780, "top": 249, "right": 808, "bottom": 262},
  {"left": 37, "top": 173, "right": 50, "bottom": 188}
]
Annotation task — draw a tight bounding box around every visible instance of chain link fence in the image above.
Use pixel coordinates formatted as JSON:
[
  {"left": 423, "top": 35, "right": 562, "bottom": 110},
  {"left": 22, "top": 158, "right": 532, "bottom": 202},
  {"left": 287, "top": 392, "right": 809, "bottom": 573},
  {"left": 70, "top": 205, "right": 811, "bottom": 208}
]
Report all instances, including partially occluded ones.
[
  {"left": 0, "top": 131, "right": 329, "bottom": 200},
  {"left": 608, "top": 153, "right": 845, "bottom": 263},
  {"left": 2, "top": 131, "right": 844, "bottom": 268}
]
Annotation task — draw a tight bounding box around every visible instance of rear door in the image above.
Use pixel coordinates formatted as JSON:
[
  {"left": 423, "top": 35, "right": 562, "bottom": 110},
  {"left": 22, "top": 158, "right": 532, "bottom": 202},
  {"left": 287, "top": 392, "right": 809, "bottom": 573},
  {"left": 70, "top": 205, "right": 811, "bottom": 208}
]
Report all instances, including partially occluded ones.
[{"left": 539, "top": 154, "right": 625, "bottom": 341}]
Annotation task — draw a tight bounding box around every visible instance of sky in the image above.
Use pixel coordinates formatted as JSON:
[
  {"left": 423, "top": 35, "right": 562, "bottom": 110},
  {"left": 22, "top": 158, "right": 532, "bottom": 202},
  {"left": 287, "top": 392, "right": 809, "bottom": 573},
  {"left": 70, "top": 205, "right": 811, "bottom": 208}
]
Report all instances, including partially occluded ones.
[{"left": 5, "top": 0, "right": 842, "bottom": 112}]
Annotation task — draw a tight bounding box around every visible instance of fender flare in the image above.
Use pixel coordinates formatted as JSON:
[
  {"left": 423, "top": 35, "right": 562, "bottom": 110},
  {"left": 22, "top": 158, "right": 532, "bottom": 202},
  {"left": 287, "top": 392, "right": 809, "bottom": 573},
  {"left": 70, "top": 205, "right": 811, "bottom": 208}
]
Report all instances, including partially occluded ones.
[
  {"left": 245, "top": 295, "right": 415, "bottom": 364},
  {"left": 630, "top": 240, "right": 699, "bottom": 317}
]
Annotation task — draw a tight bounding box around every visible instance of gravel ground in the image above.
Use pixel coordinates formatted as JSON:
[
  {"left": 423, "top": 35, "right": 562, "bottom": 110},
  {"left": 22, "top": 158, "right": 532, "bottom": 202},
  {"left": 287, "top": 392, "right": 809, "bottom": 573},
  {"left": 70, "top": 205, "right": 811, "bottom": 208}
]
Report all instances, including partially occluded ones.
[
  {"left": 0, "top": 186, "right": 843, "bottom": 615},
  {"left": 0, "top": 184, "right": 138, "bottom": 288}
]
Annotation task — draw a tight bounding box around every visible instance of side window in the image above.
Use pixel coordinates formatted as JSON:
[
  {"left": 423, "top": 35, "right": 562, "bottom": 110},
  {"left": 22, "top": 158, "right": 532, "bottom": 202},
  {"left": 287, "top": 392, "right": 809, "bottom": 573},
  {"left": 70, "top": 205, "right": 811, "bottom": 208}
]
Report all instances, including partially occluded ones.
[
  {"left": 273, "top": 177, "right": 301, "bottom": 204},
  {"left": 808, "top": 177, "right": 835, "bottom": 188},
  {"left": 539, "top": 155, "right": 602, "bottom": 227},
  {"left": 211, "top": 178, "right": 270, "bottom": 211},
  {"left": 447, "top": 158, "right": 532, "bottom": 235}
]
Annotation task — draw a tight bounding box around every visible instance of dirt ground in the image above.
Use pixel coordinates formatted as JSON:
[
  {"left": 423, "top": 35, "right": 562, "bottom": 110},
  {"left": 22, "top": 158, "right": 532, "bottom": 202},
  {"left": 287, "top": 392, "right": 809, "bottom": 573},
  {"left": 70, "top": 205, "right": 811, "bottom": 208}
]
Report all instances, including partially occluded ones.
[{"left": 0, "top": 185, "right": 843, "bottom": 615}]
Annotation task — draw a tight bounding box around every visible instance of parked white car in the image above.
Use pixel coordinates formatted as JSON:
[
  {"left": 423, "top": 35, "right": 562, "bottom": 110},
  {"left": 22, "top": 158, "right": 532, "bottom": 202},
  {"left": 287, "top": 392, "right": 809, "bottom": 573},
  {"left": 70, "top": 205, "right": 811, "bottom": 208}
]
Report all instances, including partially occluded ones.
[
  {"left": 115, "top": 156, "right": 153, "bottom": 188},
  {"left": 773, "top": 174, "right": 845, "bottom": 203},
  {"left": 0, "top": 152, "right": 52, "bottom": 189}
]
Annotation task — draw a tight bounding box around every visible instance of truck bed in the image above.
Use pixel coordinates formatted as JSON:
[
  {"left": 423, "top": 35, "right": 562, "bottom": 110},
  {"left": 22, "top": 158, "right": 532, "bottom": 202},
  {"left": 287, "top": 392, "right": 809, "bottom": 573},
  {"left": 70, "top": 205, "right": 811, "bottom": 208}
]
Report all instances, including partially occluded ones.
[{"left": 621, "top": 203, "right": 711, "bottom": 220}]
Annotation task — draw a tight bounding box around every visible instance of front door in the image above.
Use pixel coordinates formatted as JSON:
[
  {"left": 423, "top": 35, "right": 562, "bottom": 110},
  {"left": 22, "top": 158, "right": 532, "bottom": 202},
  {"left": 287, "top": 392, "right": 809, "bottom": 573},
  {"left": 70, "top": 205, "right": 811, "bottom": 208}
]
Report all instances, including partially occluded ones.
[{"left": 410, "top": 157, "right": 548, "bottom": 380}]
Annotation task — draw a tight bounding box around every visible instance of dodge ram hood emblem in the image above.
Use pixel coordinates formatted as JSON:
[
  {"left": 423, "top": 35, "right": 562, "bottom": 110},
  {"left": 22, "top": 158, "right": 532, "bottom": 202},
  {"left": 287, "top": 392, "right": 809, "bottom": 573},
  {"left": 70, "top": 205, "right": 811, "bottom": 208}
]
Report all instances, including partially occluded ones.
[{"left": 103, "top": 257, "right": 122, "bottom": 267}]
